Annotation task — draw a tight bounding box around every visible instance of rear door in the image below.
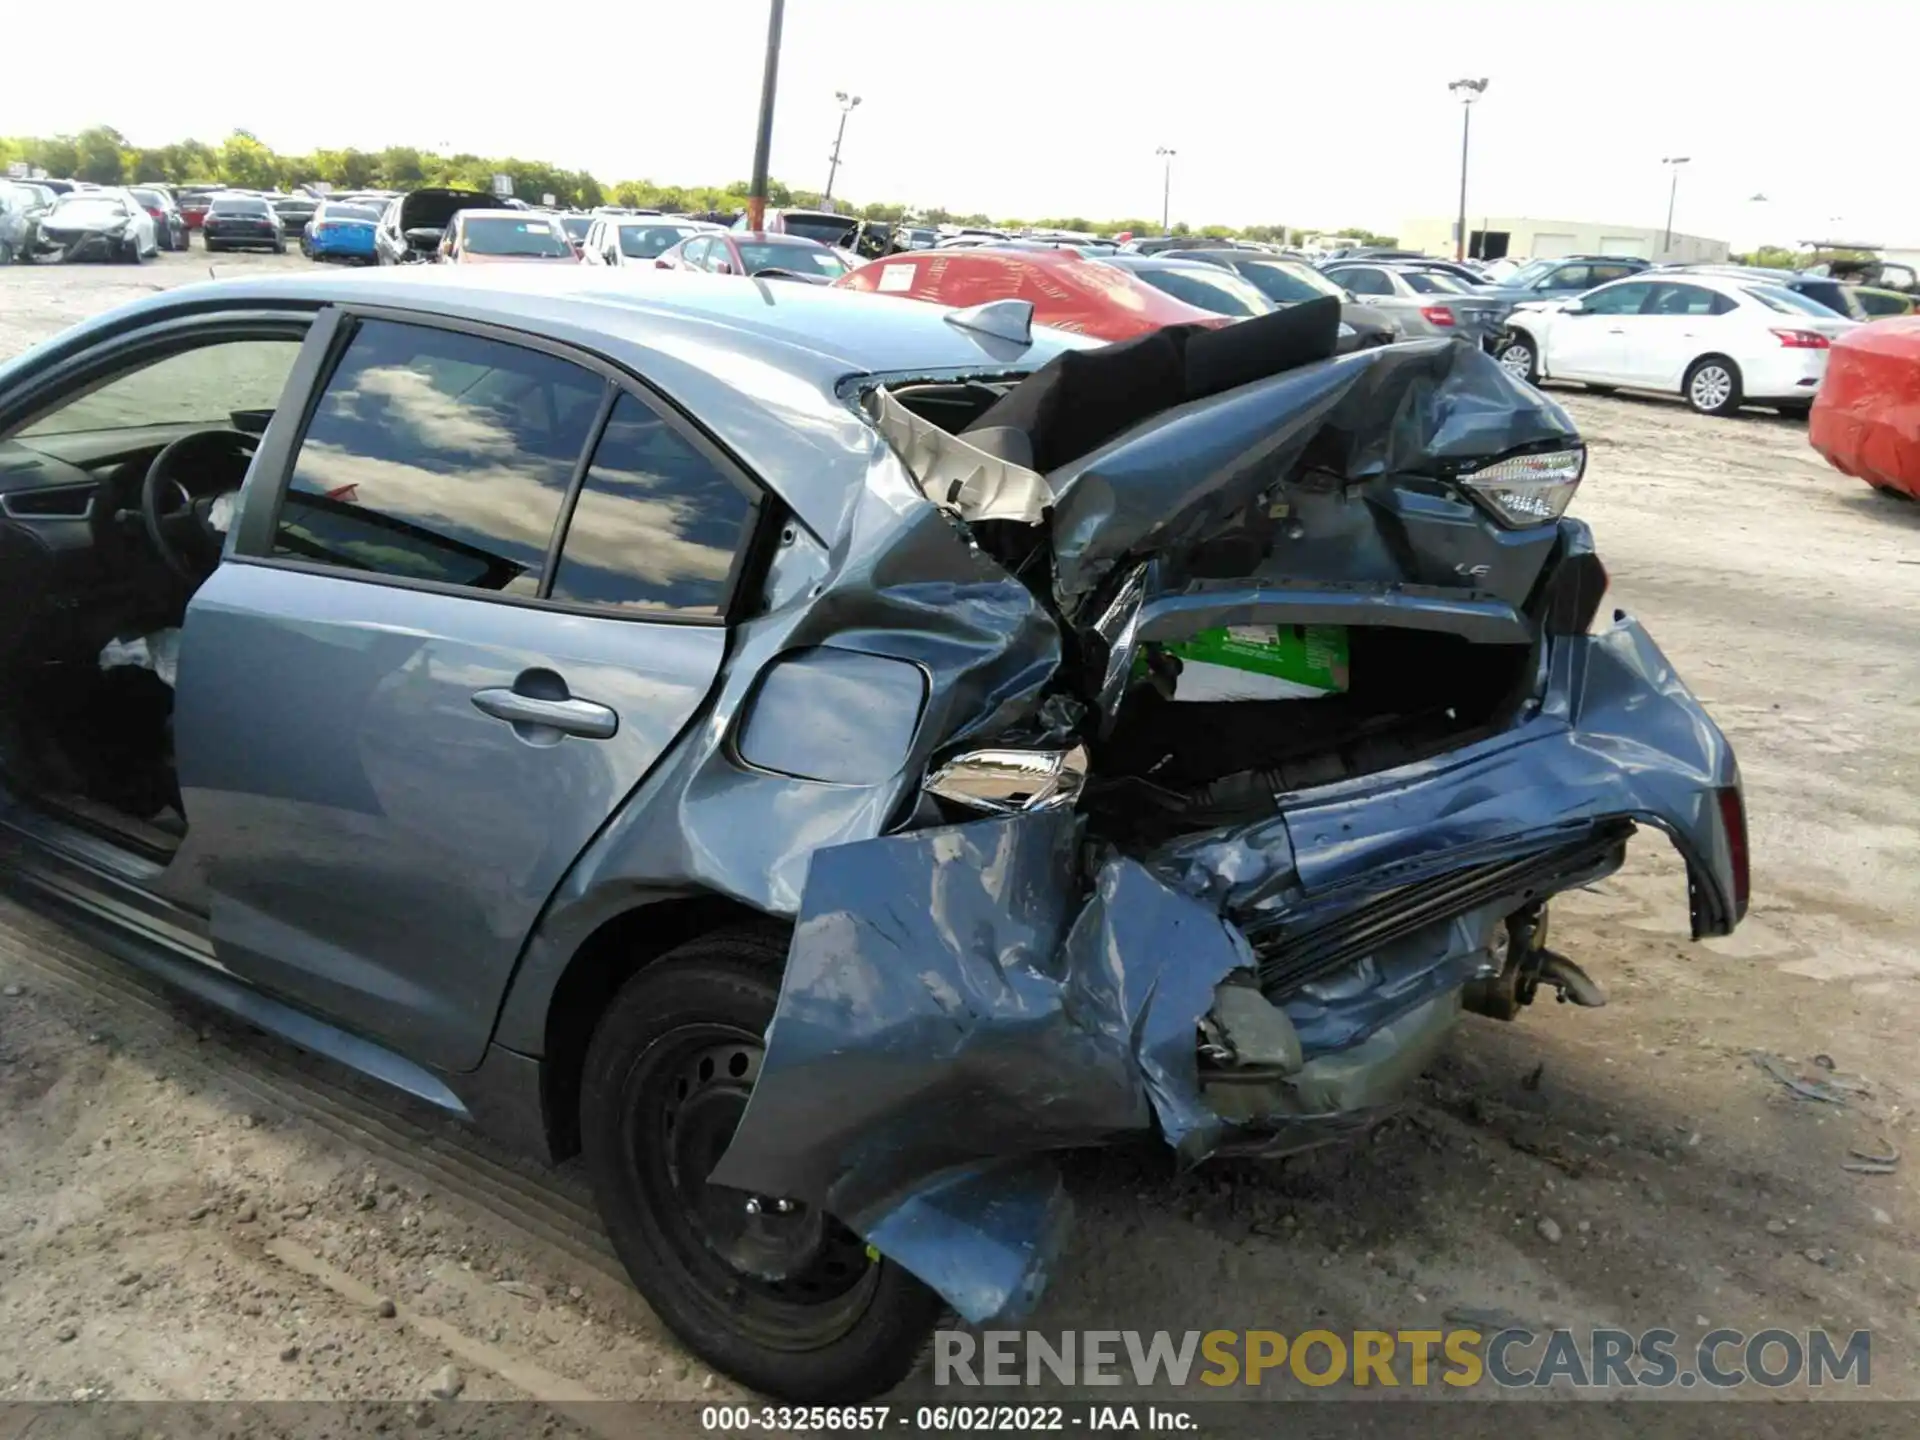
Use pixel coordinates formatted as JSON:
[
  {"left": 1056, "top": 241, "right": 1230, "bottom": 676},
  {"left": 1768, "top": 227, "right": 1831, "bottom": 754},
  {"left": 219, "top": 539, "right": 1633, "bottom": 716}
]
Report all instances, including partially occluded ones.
[
  {"left": 175, "top": 309, "right": 764, "bottom": 1071},
  {"left": 1628, "top": 282, "right": 1734, "bottom": 389}
]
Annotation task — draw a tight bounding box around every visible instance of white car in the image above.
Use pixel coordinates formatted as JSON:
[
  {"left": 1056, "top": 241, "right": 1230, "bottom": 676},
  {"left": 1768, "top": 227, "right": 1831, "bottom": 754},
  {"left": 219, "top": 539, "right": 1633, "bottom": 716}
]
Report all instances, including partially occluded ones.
[
  {"left": 580, "top": 217, "right": 713, "bottom": 268},
  {"left": 1497, "top": 272, "right": 1857, "bottom": 416},
  {"left": 37, "top": 188, "right": 159, "bottom": 262}
]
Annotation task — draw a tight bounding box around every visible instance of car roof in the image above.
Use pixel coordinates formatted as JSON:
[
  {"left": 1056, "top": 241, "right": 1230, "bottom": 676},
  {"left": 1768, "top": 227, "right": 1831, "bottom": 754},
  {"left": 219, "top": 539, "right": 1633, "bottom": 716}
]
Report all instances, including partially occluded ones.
[
  {"left": 456, "top": 208, "right": 556, "bottom": 222},
  {"left": 57, "top": 269, "right": 1096, "bottom": 531},
  {"left": 1095, "top": 254, "right": 1230, "bottom": 272}
]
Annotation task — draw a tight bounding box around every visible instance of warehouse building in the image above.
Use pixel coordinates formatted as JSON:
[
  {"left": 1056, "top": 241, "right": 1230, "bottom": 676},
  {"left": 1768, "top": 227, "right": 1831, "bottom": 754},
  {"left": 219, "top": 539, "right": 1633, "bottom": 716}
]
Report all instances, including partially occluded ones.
[{"left": 1397, "top": 215, "right": 1730, "bottom": 265}]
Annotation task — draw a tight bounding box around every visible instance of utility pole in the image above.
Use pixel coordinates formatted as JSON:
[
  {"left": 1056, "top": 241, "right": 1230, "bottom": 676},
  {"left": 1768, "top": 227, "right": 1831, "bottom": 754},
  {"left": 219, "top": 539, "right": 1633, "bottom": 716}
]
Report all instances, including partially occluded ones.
[
  {"left": 745, "top": 0, "right": 785, "bottom": 232},
  {"left": 1447, "top": 78, "right": 1488, "bottom": 261},
  {"left": 1156, "top": 147, "right": 1176, "bottom": 232},
  {"left": 823, "top": 92, "right": 862, "bottom": 208},
  {"left": 1661, "top": 156, "right": 1690, "bottom": 258}
]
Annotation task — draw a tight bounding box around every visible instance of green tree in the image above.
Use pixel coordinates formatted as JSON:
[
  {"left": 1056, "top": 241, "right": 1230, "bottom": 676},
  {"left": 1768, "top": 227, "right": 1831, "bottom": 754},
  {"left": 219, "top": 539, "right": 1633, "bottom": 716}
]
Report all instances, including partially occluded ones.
[
  {"left": 379, "top": 146, "right": 426, "bottom": 188},
  {"left": 161, "top": 140, "right": 219, "bottom": 182},
  {"left": 219, "top": 131, "right": 279, "bottom": 189},
  {"left": 30, "top": 136, "right": 82, "bottom": 178},
  {"left": 74, "top": 126, "right": 128, "bottom": 184}
]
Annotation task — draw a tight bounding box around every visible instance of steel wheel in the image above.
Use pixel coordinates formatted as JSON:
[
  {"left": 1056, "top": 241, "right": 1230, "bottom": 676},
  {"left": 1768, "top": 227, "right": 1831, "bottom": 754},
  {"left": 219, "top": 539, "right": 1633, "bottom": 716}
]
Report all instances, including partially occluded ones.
[{"left": 631, "top": 1024, "right": 879, "bottom": 1349}]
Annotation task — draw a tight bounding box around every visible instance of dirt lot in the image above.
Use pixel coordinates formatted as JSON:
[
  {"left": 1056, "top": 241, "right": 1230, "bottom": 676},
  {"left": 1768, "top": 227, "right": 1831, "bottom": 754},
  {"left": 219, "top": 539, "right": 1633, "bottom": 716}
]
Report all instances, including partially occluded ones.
[{"left": 2, "top": 250, "right": 1917, "bottom": 1412}]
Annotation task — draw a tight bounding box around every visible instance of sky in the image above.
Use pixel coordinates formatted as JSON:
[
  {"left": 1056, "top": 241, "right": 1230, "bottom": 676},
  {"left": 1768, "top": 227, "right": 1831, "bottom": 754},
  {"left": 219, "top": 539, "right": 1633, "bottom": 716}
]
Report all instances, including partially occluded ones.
[{"left": 7, "top": 0, "right": 1917, "bottom": 250}]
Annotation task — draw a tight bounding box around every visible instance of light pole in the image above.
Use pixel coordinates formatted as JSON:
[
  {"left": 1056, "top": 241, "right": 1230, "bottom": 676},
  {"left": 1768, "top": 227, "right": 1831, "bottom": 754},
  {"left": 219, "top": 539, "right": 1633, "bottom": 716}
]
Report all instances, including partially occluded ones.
[
  {"left": 1447, "top": 78, "right": 1488, "bottom": 261},
  {"left": 1661, "top": 156, "right": 1690, "bottom": 257},
  {"left": 745, "top": 0, "right": 785, "bottom": 231},
  {"left": 823, "top": 91, "right": 861, "bottom": 208},
  {"left": 1155, "top": 147, "right": 1176, "bottom": 233}
]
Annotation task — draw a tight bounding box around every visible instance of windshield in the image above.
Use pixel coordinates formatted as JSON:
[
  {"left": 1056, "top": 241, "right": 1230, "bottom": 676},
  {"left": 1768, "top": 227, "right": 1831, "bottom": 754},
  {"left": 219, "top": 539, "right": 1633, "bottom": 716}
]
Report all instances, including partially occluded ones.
[
  {"left": 1400, "top": 270, "right": 1469, "bottom": 295},
  {"left": 778, "top": 213, "right": 859, "bottom": 246},
  {"left": 1742, "top": 284, "right": 1843, "bottom": 318},
  {"left": 1790, "top": 281, "right": 1865, "bottom": 321},
  {"left": 1133, "top": 266, "right": 1273, "bottom": 317},
  {"left": 321, "top": 204, "right": 380, "bottom": 223},
  {"left": 129, "top": 189, "right": 166, "bottom": 208},
  {"left": 213, "top": 198, "right": 270, "bottom": 215},
  {"left": 735, "top": 241, "right": 849, "bottom": 278},
  {"left": 459, "top": 216, "right": 574, "bottom": 257},
  {"left": 1505, "top": 259, "right": 1558, "bottom": 288},
  {"left": 560, "top": 216, "right": 591, "bottom": 241},
  {"left": 50, "top": 198, "right": 128, "bottom": 223},
  {"left": 619, "top": 224, "right": 696, "bottom": 258},
  {"left": 1238, "top": 260, "right": 1345, "bottom": 304}
]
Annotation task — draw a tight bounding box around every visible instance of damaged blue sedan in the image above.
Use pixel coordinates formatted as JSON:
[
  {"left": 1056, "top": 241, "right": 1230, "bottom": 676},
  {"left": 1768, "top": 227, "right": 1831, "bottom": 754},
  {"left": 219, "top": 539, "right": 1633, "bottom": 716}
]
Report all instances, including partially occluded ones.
[{"left": 0, "top": 269, "right": 1745, "bottom": 1401}]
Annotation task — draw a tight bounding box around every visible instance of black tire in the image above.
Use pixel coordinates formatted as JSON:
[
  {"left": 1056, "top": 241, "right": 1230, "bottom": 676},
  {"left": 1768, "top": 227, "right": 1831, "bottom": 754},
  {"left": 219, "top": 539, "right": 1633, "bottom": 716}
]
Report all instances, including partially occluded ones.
[
  {"left": 273, "top": 240, "right": 286, "bottom": 254},
  {"left": 1585, "top": 383, "right": 1617, "bottom": 395},
  {"left": 123, "top": 237, "right": 145, "bottom": 265},
  {"left": 1497, "top": 330, "right": 1538, "bottom": 385},
  {"left": 206, "top": 238, "right": 224, "bottom": 253},
  {"left": 1684, "top": 356, "right": 1743, "bottom": 416},
  {"left": 1773, "top": 402, "right": 1812, "bottom": 420},
  {"left": 580, "top": 926, "right": 942, "bottom": 1401},
  {"left": 0, "top": 239, "right": 13, "bottom": 266}
]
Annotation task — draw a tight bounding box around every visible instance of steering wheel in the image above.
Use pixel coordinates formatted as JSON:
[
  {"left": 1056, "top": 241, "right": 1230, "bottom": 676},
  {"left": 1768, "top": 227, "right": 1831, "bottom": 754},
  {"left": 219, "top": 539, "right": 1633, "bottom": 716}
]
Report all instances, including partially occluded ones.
[{"left": 141, "top": 428, "right": 253, "bottom": 582}]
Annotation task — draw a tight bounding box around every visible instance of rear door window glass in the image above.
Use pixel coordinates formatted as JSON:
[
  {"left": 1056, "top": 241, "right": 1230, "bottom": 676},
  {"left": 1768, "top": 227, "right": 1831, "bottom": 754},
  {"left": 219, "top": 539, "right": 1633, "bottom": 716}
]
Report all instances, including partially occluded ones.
[
  {"left": 549, "top": 393, "right": 756, "bottom": 617},
  {"left": 1336, "top": 267, "right": 1392, "bottom": 296},
  {"left": 274, "top": 319, "right": 603, "bottom": 595}
]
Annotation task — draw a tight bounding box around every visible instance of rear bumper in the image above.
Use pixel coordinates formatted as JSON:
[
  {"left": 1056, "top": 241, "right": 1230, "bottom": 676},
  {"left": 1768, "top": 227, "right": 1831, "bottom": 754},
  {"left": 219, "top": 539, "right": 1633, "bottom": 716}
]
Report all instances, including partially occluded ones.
[
  {"left": 309, "top": 232, "right": 376, "bottom": 258},
  {"left": 713, "top": 613, "right": 1744, "bottom": 1324},
  {"left": 1741, "top": 348, "right": 1830, "bottom": 400}
]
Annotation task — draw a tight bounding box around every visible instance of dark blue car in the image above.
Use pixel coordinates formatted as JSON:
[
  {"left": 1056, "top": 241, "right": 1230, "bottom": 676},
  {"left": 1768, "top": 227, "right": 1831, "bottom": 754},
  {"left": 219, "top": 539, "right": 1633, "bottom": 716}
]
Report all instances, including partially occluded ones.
[
  {"left": 0, "top": 271, "right": 1747, "bottom": 1401},
  {"left": 301, "top": 199, "right": 380, "bottom": 263}
]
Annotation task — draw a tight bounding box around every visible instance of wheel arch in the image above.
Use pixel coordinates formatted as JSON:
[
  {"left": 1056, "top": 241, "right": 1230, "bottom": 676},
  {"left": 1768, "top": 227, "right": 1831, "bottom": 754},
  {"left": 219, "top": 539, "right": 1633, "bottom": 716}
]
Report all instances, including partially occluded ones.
[
  {"left": 501, "top": 888, "right": 778, "bottom": 1161},
  {"left": 1504, "top": 323, "right": 1543, "bottom": 377},
  {"left": 1683, "top": 352, "right": 1743, "bottom": 407}
]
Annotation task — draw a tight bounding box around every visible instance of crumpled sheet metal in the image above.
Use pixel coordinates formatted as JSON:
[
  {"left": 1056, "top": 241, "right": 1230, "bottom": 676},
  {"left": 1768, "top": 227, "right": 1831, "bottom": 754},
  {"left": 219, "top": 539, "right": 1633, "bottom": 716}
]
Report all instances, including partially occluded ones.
[
  {"left": 708, "top": 809, "right": 1256, "bottom": 1322},
  {"left": 1046, "top": 338, "right": 1578, "bottom": 617},
  {"left": 1280, "top": 617, "right": 1738, "bottom": 902},
  {"left": 712, "top": 610, "right": 1742, "bottom": 1324},
  {"left": 545, "top": 434, "right": 1066, "bottom": 920}
]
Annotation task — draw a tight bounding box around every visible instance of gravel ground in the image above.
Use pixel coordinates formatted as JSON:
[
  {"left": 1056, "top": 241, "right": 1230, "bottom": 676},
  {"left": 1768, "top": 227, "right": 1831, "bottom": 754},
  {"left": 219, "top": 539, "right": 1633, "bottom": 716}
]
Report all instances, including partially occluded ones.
[{"left": 1, "top": 250, "right": 1917, "bottom": 1412}]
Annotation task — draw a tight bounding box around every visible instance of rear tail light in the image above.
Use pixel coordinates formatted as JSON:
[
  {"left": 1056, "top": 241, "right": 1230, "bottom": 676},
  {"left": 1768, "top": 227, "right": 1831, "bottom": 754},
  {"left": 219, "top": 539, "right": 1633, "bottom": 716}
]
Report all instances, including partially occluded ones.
[
  {"left": 1716, "top": 786, "right": 1750, "bottom": 920},
  {"left": 1421, "top": 305, "right": 1457, "bottom": 327},
  {"left": 1458, "top": 446, "right": 1587, "bottom": 527},
  {"left": 1771, "top": 328, "right": 1830, "bottom": 349}
]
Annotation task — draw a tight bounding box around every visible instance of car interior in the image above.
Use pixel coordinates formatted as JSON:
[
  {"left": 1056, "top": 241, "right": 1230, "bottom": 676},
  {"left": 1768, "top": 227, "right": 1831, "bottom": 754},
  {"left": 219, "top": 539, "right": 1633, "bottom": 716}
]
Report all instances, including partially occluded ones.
[{"left": 0, "top": 330, "right": 307, "bottom": 856}]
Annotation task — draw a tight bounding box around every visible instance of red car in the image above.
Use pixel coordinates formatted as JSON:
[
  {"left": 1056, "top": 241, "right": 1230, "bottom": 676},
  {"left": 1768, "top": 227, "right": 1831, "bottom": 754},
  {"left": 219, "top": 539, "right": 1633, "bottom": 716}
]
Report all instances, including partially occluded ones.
[
  {"left": 1810, "top": 317, "right": 1920, "bottom": 500},
  {"left": 176, "top": 187, "right": 221, "bottom": 231},
  {"left": 831, "top": 247, "right": 1231, "bottom": 340},
  {"left": 653, "top": 231, "right": 852, "bottom": 284}
]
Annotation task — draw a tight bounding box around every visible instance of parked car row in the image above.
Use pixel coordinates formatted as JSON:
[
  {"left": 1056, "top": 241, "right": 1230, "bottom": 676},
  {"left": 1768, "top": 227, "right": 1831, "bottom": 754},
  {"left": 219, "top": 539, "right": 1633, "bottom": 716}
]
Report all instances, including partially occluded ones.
[{"left": 0, "top": 177, "right": 375, "bottom": 261}]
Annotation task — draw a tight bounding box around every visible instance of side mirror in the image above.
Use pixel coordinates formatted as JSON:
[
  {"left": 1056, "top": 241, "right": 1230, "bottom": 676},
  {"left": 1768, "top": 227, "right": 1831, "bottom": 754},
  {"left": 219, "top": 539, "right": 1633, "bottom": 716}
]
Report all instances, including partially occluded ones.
[
  {"left": 714, "top": 261, "right": 733, "bottom": 275},
  {"left": 1561, "top": 300, "right": 1587, "bottom": 315}
]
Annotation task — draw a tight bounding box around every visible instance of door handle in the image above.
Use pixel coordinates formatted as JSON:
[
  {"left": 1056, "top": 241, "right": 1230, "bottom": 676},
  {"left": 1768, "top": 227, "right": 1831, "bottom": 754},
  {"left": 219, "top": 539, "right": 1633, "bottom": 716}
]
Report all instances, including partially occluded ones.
[
  {"left": 1606, "top": 327, "right": 1626, "bottom": 334},
  {"left": 471, "top": 686, "right": 618, "bottom": 740}
]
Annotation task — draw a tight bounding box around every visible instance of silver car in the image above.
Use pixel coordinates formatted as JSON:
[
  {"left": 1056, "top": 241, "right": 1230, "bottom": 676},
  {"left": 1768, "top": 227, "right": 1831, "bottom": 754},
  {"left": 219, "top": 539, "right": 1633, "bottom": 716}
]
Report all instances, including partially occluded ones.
[
  {"left": 1322, "top": 259, "right": 1513, "bottom": 344},
  {"left": 0, "top": 270, "right": 1746, "bottom": 1401}
]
